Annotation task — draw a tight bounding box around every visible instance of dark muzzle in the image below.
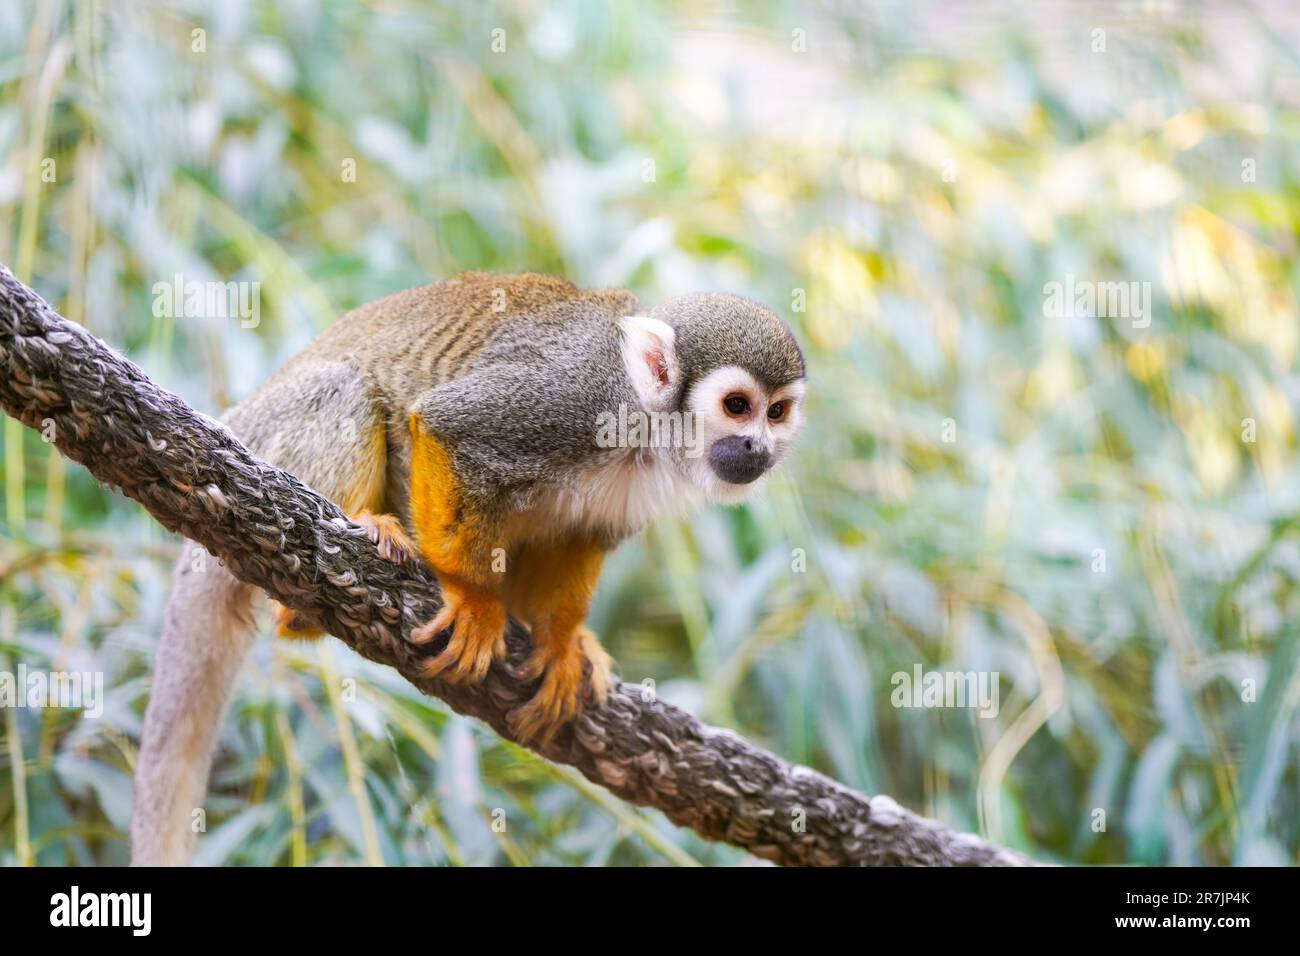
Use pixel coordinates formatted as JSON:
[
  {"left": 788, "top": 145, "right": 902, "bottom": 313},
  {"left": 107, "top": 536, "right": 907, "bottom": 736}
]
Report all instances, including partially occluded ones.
[{"left": 708, "top": 435, "right": 772, "bottom": 484}]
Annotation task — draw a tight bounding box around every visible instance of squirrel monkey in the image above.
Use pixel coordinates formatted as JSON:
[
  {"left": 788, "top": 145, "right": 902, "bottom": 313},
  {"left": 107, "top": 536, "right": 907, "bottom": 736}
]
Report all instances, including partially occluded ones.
[{"left": 130, "top": 272, "right": 806, "bottom": 864}]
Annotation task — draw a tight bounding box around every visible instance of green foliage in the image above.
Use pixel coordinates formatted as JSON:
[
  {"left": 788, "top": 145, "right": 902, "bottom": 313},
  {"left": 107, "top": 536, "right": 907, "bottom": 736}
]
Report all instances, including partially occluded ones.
[{"left": 1, "top": 0, "right": 1298, "bottom": 865}]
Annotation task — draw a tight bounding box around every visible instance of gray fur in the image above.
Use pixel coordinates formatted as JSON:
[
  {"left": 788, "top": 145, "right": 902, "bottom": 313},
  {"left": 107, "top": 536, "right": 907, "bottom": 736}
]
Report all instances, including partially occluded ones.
[
  {"left": 132, "top": 558, "right": 254, "bottom": 864},
  {"left": 225, "top": 280, "right": 805, "bottom": 543},
  {"left": 224, "top": 362, "right": 388, "bottom": 504},
  {"left": 412, "top": 288, "right": 805, "bottom": 540},
  {"left": 415, "top": 297, "right": 638, "bottom": 514},
  {"left": 651, "top": 293, "right": 806, "bottom": 396}
]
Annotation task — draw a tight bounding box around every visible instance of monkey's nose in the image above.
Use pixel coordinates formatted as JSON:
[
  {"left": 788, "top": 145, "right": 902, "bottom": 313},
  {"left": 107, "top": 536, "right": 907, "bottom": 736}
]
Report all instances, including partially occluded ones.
[{"left": 708, "top": 435, "right": 772, "bottom": 484}]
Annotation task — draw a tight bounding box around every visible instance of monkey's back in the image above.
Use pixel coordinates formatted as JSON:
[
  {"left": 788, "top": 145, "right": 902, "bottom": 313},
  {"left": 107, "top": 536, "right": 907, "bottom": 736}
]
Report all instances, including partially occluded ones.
[
  {"left": 224, "top": 272, "right": 640, "bottom": 521},
  {"left": 282, "top": 272, "right": 633, "bottom": 412}
]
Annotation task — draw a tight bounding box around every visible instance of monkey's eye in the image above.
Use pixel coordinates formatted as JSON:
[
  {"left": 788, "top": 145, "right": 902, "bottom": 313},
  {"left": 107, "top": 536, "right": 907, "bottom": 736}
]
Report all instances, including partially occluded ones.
[
  {"left": 723, "top": 394, "right": 750, "bottom": 416},
  {"left": 768, "top": 401, "right": 787, "bottom": 422}
]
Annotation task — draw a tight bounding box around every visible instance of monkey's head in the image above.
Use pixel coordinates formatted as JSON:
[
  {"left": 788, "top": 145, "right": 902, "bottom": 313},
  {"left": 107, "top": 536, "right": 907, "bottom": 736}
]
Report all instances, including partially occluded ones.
[{"left": 620, "top": 293, "right": 807, "bottom": 503}]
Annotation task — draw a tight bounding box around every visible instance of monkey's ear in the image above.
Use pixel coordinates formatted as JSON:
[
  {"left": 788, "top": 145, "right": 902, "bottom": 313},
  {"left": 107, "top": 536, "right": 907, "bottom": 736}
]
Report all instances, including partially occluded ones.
[{"left": 619, "top": 314, "right": 679, "bottom": 410}]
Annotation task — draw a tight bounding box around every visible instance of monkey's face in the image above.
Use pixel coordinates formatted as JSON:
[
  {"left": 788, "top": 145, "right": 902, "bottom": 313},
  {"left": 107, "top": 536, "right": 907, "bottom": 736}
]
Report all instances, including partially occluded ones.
[
  {"left": 682, "top": 366, "right": 806, "bottom": 503},
  {"left": 619, "top": 297, "right": 807, "bottom": 506}
]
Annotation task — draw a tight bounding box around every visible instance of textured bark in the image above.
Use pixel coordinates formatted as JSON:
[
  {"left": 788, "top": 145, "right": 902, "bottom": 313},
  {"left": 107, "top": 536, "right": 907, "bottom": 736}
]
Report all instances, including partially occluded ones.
[{"left": 0, "top": 265, "right": 1032, "bottom": 866}]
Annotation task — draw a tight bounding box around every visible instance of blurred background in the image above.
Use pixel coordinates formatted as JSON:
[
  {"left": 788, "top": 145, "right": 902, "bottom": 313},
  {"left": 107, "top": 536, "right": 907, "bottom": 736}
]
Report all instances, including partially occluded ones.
[{"left": 2, "top": 0, "right": 1299, "bottom": 866}]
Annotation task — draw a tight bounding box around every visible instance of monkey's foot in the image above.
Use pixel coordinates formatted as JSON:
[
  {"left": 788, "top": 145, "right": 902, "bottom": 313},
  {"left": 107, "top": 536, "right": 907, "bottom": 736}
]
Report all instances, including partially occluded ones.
[
  {"left": 353, "top": 509, "right": 418, "bottom": 564},
  {"left": 273, "top": 601, "right": 326, "bottom": 640},
  {"left": 412, "top": 582, "right": 507, "bottom": 683},
  {"left": 512, "top": 627, "right": 615, "bottom": 744}
]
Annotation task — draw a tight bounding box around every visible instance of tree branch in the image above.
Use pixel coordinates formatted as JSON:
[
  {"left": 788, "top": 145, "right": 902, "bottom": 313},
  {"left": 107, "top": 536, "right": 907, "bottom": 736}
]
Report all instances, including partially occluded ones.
[{"left": 0, "top": 265, "right": 1031, "bottom": 866}]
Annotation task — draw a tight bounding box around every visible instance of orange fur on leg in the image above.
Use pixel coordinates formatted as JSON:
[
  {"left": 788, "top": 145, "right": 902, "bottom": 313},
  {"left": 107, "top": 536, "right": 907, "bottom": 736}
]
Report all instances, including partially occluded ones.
[
  {"left": 506, "top": 538, "right": 614, "bottom": 743},
  {"left": 407, "top": 414, "right": 509, "bottom": 682}
]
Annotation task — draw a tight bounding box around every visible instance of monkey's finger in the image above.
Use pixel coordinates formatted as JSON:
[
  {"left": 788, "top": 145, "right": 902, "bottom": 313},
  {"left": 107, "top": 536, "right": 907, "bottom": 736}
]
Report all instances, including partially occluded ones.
[
  {"left": 353, "top": 510, "right": 418, "bottom": 565},
  {"left": 430, "top": 613, "right": 500, "bottom": 683},
  {"left": 511, "top": 666, "right": 584, "bottom": 744},
  {"left": 410, "top": 600, "right": 459, "bottom": 646},
  {"left": 510, "top": 692, "right": 572, "bottom": 745}
]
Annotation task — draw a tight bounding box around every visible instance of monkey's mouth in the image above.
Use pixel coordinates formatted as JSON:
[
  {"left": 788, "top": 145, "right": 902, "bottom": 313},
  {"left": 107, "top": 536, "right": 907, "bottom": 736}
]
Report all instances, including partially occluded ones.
[{"left": 708, "top": 436, "right": 772, "bottom": 485}]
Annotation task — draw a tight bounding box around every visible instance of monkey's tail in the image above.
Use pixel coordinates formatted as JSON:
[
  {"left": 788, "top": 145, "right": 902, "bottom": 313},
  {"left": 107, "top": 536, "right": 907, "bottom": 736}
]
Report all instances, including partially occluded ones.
[{"left": 130, "top": 546, "right": 255, "bottom": 865}]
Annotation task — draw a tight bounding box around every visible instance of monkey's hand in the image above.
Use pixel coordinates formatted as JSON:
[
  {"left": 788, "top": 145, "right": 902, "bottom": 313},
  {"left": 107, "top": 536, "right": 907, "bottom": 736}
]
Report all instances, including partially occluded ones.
[
  {"left": 354, "top": 509, "right": 419, "bottom": 564},
  {"left": 512, "top": 626, "right": 615, "bottom": 744},
  {"left": 411, "top": 578, "right": 508, "bottom": 683}
]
